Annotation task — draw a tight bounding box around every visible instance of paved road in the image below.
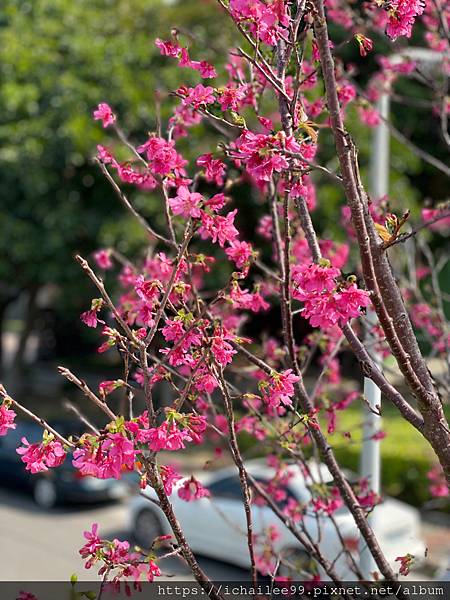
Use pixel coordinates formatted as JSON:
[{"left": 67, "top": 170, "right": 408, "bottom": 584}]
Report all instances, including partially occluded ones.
[
  {"left": 0, "top": 488, "right": 248, "bottom": 582},
  {"left": 2, "top": 487, "right": 449, "bottom": 583}
]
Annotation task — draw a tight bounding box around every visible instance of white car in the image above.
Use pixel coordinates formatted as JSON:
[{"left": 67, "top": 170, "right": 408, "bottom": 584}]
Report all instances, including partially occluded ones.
[{"left": 128, "top": 459, "right": 425, "bottom": 579}]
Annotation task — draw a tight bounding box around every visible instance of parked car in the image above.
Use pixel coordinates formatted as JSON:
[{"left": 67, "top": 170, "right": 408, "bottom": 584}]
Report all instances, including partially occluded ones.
[
  {"left": 0, "top": 420, "right": 130, "bottom": 508},
  {"left": 129, "top": 459, "right": 425, "bottom": 579}
]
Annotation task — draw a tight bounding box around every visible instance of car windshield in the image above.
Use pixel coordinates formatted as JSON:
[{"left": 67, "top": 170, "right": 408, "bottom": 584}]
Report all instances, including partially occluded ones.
[{"left": 208, "top": 475, "right": 244, "bottom": 500}]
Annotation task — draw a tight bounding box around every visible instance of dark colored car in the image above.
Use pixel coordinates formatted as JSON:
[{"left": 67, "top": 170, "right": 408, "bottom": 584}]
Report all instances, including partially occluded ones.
[{"left": 0, "top": 420, "right": 131, "bottom": 508}]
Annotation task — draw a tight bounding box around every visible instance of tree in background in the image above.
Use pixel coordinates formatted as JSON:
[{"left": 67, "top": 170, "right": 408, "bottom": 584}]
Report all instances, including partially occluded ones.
[{"left": 0, "top": 0, "right": 233, "bottom": 377}]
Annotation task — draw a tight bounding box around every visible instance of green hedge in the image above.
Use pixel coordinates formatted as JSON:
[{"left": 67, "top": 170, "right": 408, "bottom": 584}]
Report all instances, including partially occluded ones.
[
  {"left": 330, "top": 405, "right": 436, "bottom": 507},
  {"left": 238, "top": 404, "right": 449, "bottom": 508}
]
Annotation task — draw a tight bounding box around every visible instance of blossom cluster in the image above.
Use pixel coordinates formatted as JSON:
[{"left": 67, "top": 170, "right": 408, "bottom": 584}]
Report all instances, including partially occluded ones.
[
  {"left": 17, "top": 432, "right": 66, "bottom": 474},
  {"left": 229, "top": 0, "right": 289, "bottom": 46},
  {"left": 381, "top": 0, "right": 426, "bottom": 41},
  {"left": 292, "top": 262, "right": 371, "bottom": 329},
  {"left": 155, "top": 38, "right": 217, "bottom": 79},
  {"left": 259, "top": 369, "right": 300, "bottom": 410},
  {"left": 144, "top": 412, "right": 207, "bottom": 452},
  {"left": 72, "top": 430, "right": 136, "bottom": 480},
  {"left": 0, "top": 402, "right": 16, "bottom": 436},
  {"left": 79, "top": 523, "right": 162, "bottom": 583}
]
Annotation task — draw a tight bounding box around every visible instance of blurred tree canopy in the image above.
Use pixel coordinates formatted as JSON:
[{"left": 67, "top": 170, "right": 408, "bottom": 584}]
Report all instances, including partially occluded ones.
[{"left": 0, "top": 0, "right": 232, "bottom": 369}]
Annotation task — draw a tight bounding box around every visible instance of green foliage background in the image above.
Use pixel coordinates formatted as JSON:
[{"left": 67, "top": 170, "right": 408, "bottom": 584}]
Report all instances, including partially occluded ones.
[{"left": 0, "top": 0, "right": 233, "bottom": 319}]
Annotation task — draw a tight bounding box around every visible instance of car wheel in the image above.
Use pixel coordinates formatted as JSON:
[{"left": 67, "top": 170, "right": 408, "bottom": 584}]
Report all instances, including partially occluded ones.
[
  {"left": 278, "top": 548, "right": 318, "bottom": 578},
  {"left": 133, "top": 509, "right": 162, "bottom": 549},
  {"left": 33, "top": 478, "right": 58, "bottom": 509}
]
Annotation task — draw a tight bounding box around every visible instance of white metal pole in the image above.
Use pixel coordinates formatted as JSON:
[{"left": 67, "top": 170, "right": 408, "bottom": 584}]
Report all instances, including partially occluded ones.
[{"left": 359, "top": 92, "right": 390, "bottom": 579}]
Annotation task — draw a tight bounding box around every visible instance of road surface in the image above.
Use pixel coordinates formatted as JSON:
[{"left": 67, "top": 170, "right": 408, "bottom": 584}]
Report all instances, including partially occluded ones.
[{"left": 0, "top": 488, "right": 248, "bottom": 582}]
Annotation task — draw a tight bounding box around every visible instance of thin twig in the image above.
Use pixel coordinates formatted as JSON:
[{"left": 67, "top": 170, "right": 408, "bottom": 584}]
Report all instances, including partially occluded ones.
[
  {"left": 76, "top": 254, "right": 137, "bottom": 342},
  {"left": 58, "top": 367, "right": 117, "bottom": 422},
  {"left": 97, "top": 161, "right": 177, "bottom": 250},
  {"left": 63, "top": 400, "right": 100, "bottom": 435},
  {"left": 1, "top": 386, "right": 74, "bottom": 447}
]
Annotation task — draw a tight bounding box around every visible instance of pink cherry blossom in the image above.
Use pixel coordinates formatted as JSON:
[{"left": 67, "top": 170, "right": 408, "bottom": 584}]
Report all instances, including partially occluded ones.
[
  {"left": 93, "top": 103, "right": 116, "bottom": 128},
  {"left": 204, "top": 193, "right": 228, "bottom": 212},
  {"left": 292, "top": 263, "right": 370, "bottom": 329},
  {"left": 312, "top": 486, "right": 343, "bottom": 516},
  {"left": 229, "top": 0, "right": 289, "bottom": 46},
  {"left": 236, "top": 415, "right": 267, "bottom": 440},
  {"left": 155, "top": 38, "right": 180, "bottom": 58},
  {"left": 383, "top": 1, "right": 425, "bottom": 41},
  {"left": 292, "top": 263, "right": 340, "bottom": 295},
  {"left": 195, "top": 60, "right": 217, "bottom": 79},
  {"left": 159, "top": 465, "right": 182, "bottom": 495},
  {"left": 137, "top": 136, "right": 187, "bottom": 178},
  {"left": 225, "top": 240, "right": 253, "bottom": 270},
  {"left": 194, "top": 367, "right": 218, "bottom": 394},
  {"left": 196, "top": 154, "right": 226, "bottom": 186},
  {"left": 127, "top": 559, "right": 162, "bottom": 583},
  {"left": 79, "top": 523, "right": 103, "bottom": 564},
  {"left": 261, "top": 369, "right": 300, "bottom": 409},
  {"left": 169, "top": 186, "right": 203, "bottom": 218},
  {"left": 217, "top": 84, "right": 246, "bottom": 111},
  {"left": 17, "top": 435, "right": 66, "bottom": 474},
  {"left": 169, "top": 104, "right": 202, "bottom": 138},
  {"left": 180, "top": 84, "right": 216, "bottom": 109},
  {"left": 178, "top": 476, "right": 210, "bottom": 501},
  {"left": 80, "top": 522, "right": 162, "bottom": 582},
  {"left": 185, "top": 414, "right": 207, "bottom": 444},
  {"left": 355, "top": 34, "right": 373, "bottom": 57},
  {"left": 145, "top": 420, "right": 188, "bottom": 452},
  {"left": 421, "top": 208, "right": 450, "bottom": 232},
  {"left": 210, "top": 330, "right": 237, "bottom": 366},
  {"left": 230, "top": 282, "right": 269, "bottom": 312},
  {"left": 156, "top": 39, "right": 216, "bottom": 79},
  {"left": 96, "top": 144, "right": 116, "bottom": 165},
  {"left": 99, "top": 379, "right": 124, "bottom": 397},
  {"left": 232, "top": 130, "right": 291, "bottom": 183},
  {"left": 198, "top": 210, "right": 239, "bottom": 247},
  {"left": 135, "top": 276, "right": 160, "bottom": 303},
  {"left": 72, "top": 432, "right": 136, "bottom": 480},
  {"left": 395, "top": 553, "right": 415, "bottom": 576},
  {"left": 161, "top": 318, "right": 185, "bottom": 343},
  {"left": 337, "top": 83, "right": 356, "bottom": 107},
  {"left": 0, "top": 403, "right": 16, "bottom": 436},
  {"left": 94, "top": 249, "right": 113, "bottom": 270}
]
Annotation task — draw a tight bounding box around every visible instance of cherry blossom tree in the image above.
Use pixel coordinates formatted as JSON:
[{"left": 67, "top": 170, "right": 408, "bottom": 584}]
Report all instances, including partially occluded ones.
[{"left": 1, "top": 0, "right": 450, "bottom": 594}]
